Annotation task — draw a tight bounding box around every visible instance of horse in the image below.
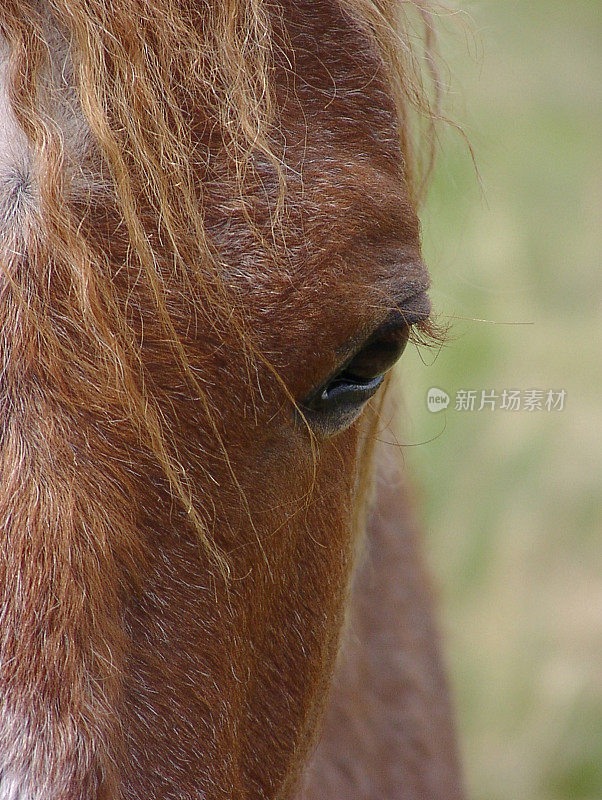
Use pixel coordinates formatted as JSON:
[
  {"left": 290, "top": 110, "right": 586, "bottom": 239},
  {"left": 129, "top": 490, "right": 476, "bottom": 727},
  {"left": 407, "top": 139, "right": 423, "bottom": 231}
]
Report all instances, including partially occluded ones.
[{"left": 0, "top": 1, "right": 464, "bottom": 798}]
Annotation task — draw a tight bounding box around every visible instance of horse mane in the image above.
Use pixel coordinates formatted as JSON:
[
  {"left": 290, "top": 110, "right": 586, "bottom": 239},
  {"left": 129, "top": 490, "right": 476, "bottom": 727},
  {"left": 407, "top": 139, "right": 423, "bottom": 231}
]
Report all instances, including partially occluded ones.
[{"left": 0, "top": 0, "right": 441, "bottom": 565}]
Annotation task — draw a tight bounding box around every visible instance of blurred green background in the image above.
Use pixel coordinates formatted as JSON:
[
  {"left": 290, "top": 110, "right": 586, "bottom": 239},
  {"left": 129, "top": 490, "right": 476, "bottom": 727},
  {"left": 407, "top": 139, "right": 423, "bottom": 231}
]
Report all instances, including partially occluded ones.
[{"left": 397, "top": 2, "right": 601, "bottom": 799}]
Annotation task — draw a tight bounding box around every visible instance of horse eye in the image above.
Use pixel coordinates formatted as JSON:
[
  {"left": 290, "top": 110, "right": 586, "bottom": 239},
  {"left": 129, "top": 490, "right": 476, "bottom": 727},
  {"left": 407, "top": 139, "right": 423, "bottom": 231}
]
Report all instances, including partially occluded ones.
[{"left": 300, "top": 316, "right": 412, "bottom": 435}]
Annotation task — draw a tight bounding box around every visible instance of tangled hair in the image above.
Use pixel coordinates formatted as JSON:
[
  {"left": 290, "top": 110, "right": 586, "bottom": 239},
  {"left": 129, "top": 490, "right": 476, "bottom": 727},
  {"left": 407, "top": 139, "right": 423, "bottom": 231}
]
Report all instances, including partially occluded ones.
[{"left": 0, "top": 0, "right": 442, "bottom": 566}]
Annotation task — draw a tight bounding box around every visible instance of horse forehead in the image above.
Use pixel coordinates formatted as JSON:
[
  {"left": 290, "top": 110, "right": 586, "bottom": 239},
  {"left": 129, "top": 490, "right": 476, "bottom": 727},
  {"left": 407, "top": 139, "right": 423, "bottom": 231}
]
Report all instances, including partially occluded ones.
[
  {"left": 0, "top": 0, "right": 401, "bottom": 217},
  {"left": 0, "top": 7, "right": 408, "bottom": 284}
]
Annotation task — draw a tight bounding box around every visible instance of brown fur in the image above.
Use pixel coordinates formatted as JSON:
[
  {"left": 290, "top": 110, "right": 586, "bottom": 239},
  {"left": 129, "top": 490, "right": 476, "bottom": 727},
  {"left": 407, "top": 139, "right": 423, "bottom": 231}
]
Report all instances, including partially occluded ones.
[
  {"left": 303, "top": 437, "right": 463, "bottom": 799},
  {"left": 0, "top": 1, "right": 462, "bottom": 798}
]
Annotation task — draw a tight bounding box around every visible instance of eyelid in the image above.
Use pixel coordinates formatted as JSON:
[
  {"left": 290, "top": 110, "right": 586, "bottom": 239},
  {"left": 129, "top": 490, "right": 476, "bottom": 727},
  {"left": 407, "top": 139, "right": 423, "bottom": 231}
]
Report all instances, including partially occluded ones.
[
  {"left": 389, "top": 287, "right": 431, "bottom": 326},
  {"left": 373, "top": 305, "right": 427, "bottom": 338},
  {"left": 336, "top": 288, "right": 431, "bottom": 361}
]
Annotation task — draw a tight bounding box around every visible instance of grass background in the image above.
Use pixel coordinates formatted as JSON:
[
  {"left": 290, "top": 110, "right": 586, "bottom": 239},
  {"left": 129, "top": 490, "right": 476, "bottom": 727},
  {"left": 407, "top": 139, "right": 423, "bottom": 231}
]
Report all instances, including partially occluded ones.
[{"left": 395, "top": 2, "right": 601, "bottom": 798}]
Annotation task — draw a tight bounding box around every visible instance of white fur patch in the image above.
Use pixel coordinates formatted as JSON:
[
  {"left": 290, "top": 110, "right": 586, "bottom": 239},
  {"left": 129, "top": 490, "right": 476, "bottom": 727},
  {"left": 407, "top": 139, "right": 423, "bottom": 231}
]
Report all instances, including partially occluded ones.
[
  {"left": 0, "top": 45, "right": 35, "bottom": 228},
  {"left": 0, "top": 30, "right": 111, "bottom": 239},
  {"left": 0, "top": 48, "right": 29, "bottom": 168},
  {"left": 0, "top": 769, "right": 28, "bottom": 800}
]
